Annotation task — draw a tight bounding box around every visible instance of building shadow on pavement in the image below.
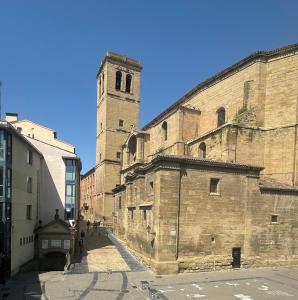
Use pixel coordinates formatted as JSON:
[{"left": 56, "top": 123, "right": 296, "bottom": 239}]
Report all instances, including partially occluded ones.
[{"left": 1, "top": 271, "right": 45, "bottom": 299}]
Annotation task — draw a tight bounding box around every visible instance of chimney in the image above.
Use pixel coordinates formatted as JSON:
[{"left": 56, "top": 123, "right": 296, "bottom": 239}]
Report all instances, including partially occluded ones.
[{"left": 5, "top": 113, "right": 18, "bottom": 123}]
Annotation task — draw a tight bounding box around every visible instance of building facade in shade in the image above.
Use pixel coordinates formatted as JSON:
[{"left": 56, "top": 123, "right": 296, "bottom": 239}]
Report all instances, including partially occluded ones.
[
  {"left": 6, "top": 113, "right": 81, "bottom": 225},
  {"left": 80, "top": 167, "right": 96, "bottom": 221},
  {"left": 0, "top": 121, "right": 43, "bottom": 276},
  {"left": 95, "top": 44, "right": 298, "bottom": 274},
  {"left": 94, "top": 52, "right": 142, "bottom": 224}
]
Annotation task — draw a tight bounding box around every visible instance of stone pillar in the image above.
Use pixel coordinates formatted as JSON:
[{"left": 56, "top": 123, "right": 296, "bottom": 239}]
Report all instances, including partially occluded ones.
[
  {"left": 136, "top": 135, "right": 144, "bottom": 162},
  {"left": 122, "top": 146, "right": 129, "bottom": 169}
]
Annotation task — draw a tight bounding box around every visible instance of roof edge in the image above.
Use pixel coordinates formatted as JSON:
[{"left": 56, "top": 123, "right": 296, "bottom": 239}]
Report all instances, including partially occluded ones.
[
  {"left": 152, "top": 155, "right": 264, "bottom": 171},
  {"left": 0, "top": 121, "right": 44, "bottom": 158},
  {"left": 96, "top": 51, "right": 143, "bottom": 78},
  {"left": 142, "top": 43, "right": 298, "bottom": 130}
]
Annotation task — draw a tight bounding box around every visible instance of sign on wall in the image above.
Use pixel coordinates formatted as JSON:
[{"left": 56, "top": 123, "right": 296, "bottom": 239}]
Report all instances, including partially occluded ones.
[
  {"left": 51, "top": 240, "right": 61, "bottom": 248},
  {"left": 41, "top": 240, "right": 48, "bottom": 249},
  {"left": 64, "top": 240, "right": 70, "bottom": 250}
]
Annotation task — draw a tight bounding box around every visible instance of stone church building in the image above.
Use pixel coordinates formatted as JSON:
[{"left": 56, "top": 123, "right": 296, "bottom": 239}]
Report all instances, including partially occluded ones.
[{"left": 95, "top": 44, "right": 298, "bottom": 274}]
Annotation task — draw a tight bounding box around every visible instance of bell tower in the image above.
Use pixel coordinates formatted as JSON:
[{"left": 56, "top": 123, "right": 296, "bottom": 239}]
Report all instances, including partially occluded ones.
[{"left": 95, "top": 52, "right": 142, "bottom": 223}]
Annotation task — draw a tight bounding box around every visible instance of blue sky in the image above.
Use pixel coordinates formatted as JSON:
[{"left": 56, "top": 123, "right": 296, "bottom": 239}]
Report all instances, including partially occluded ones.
[{"left": 1, "top": 0, "right": 298, "bottom": 173}]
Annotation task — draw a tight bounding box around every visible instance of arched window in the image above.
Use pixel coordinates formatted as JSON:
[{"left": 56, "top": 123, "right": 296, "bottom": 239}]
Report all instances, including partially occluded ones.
[
  {"left": 115, "top": 71, "right": 122, "bottom": 90},
  {"left": 162, "top": 121, "right": 168, "bottom": 141},
  {"left": 126, "top": 74, "right": 132, "bottom": 93},
  {"left": 98, "top": 79, "right": 101, "bottom": 96},
  {"left": 128, "top": 135, "right": 137, "bottom": 164},
  {"left": 217, "top": 108, "right": 226, "bottom": 127},
  {"left": 199, "top": 142, "right": 206, "bottom": 159}
]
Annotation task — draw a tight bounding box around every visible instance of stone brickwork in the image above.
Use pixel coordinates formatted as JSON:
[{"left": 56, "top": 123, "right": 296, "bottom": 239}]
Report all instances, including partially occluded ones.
[
  {"left": 114, "top": 157, "right": 298, "bottom": 274},
  {"left": 95, "top": 52, "right": 142, "bottom": 224},
  {"left": 98, "top": 44, "right": 298, "bottom": 273},
  {"left": 80, "top": 167, "right": 96, "bottom": 221}
]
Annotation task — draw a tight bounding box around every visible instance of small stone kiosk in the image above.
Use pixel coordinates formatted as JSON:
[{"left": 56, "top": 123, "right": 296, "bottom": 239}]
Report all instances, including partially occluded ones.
[{"left": 37, "top": 209, "right": 76, "bottom": 270}]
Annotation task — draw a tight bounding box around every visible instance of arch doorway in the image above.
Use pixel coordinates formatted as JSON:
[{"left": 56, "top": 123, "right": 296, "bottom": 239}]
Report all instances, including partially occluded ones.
[{"left": 40, "top": 252, "right": 66, "bottom": 271}]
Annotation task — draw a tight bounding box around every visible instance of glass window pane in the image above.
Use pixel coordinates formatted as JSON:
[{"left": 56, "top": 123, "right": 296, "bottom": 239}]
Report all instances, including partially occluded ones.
[
  {"left": 0, "top": 149, "right": 4, "bottom": 160},
  {"left": 66, "top": 185, "right": 72, "bottom": 196},
  {"left": 0, "top": 166, "right": 3, "bottom": 197},
  {"left": 66, "top": 171, "right": 75, "bottom": 181}
]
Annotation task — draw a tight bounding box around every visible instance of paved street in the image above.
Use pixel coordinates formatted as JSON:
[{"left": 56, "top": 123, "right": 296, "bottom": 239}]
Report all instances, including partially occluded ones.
[{"left": 1, "top": 228, "right": 298, "bottom": 299}]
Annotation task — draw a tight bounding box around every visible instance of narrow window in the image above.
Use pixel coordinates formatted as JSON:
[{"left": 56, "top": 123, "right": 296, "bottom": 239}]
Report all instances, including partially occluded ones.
[
  {"left": 116, "top": 152, "right": 121, "bottom": 159},
  {"left": 210, "top": 178, "right": 220, "bottom": 194},
  {"left": 0, "top": 131, "right": 4, "bottom": 160},
  {"left": 27, "top": 149, "right": 33, "bottom": 165},
  {"left": 99, "top": 153, "right": 102, "bottom": 161},
  {"left": 128, "top": 208, "right": 135, "bottom": 220},
  {"left": 199, "top": 142, "right": 207, "bottom": 159},
  {"left": 98, "top": 79, "right": 101, "bottom": 97},
  {"left": 7, "top": 168, "right": 12, "bottom": 199},
  {"left": 100, "top": 122, "right": 103, "bottom": 130},
  {"left": 126, "top": 74, "right": 132, "bottom": 93},
  {"left": 26, "top": 205, "right": 32, "bottom": 220},
  {"left": 143, "top": 209, "right": 147, "bottom": 221},
  {"left": 7, "top": 133, "right": 12, "bottom": 163},
  {"left": 217, "top": 108, "right": 226, "bottom": 127},
  {"left": 271, "top": 215, "right": 278, "bottom": 223},
  {"left": 149, "top": 181, "right": 153, "bottom": 190},
  {"left": 27, "top": 177, "right": 32, "bottom": 193},
  {"left": 162, "top": 121, "right": 168, "bottom": 141},
  {"left": 0, "top": 166, "right": 3, "bottom": 197},
  {"left": 115, "top": 71, "right": 122, "bottom": 90},
  {"left": 119, "top": 119, "right": 124, "bottom": 127},
  {"left": 102, "top": 74, "right": 104, "bottom": 94}
]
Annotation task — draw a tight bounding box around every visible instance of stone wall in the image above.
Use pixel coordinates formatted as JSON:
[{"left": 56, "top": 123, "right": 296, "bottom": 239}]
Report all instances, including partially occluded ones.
[
  {"left": 114, "top": 156, "right": 298, "bottom": 274},
  {"left": 138, "top": 51, "right": 298, "bottom": 187},
  {"left": 95, "top": 53, "right": 141, "bottom": 221}
]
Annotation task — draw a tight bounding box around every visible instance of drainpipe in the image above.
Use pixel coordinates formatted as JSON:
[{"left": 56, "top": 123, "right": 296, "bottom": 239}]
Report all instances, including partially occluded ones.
[{"left": 175, "top": 166, "right": 182, "bottom": 261}]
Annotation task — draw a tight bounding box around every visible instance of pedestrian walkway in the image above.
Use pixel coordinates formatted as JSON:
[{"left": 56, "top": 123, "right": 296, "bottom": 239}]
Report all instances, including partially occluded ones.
[
  {"left": 69, "top": 226, "right": 145, "bottom": 274},
  {"left": 108, "top": 230, "right": 146, "bottom": 272}
]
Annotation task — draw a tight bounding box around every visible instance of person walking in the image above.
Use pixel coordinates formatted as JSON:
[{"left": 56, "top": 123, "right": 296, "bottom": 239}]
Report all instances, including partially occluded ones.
[{"left": 79, "top": 230, "right": 85, "bottom": 255}]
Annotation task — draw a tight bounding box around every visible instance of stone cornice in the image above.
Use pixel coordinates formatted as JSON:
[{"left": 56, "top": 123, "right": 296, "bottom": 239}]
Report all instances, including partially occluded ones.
[
  {"left": 152, "top": 155, "right": 263, "bottom": 173},
  {"left": 260, "top": 187, "right": 298, "bottom": 194},
  {"left": 95, "top": 159, "right": 121, "bottom": 169},
  {"left": 120, "top": 155, "right": 263, "bottom": 184},
  {"left": 96, "top": 51, "right": 142, "bottom": 78}
]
